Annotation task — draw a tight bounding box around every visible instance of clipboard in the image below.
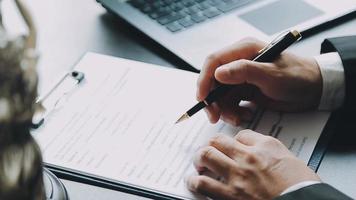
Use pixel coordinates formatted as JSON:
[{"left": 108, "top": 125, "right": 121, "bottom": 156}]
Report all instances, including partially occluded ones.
[
  {"left": 46, "top": 164, "right": 184, "bottom": 200},
  {"left": 32, "top": 53, "right": 336, "bottom": 200},
  {"left": 40, "top": 115, "right": 338, "bottom": 200},
  {"left": 32, "top": 71, "right": 85, "bottom": 129},
  {"left": 31, "top": 67, "right": 190, "bottom": 200},
  {"left": 307, "top": 110, "right": 340, "bottom": 171}
]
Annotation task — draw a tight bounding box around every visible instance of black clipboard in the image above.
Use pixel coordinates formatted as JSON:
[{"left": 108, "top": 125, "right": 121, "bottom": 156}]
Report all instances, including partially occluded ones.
[
  {"left": 45, "top": 164, "right": 190, "bottom": 200},
  {"left": 307, "top": 110, "right": 340, "bottom": 172}
]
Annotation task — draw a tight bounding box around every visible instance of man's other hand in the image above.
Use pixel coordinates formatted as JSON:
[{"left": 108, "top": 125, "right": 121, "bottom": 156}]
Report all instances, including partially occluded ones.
[{"left": 186, "top": 130, "right": 320, "bottom": 200}]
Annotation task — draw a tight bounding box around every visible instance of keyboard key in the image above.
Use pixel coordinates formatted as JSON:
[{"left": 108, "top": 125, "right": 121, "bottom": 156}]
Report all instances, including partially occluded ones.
[
  {"left": 147, "top": 2, "right": 166, "bottom": 12},
  {"left": 178, "top": 18, "right": 195, "bottom": 27},
  {"left": 191, "top": 13, "right": 207, "bottom": 23},
  {"left": 157, "top": 12, "right": 185, "bottom": 25},
  {"left": 151, "top": 1, "right": 165, "bottom": 8},
  {"left": 149, "top": 7, "right": 171, "bottom": 19},
  {"left": 170, "top": 2, "right": 185, "bottom": 12},
  {"left": 197, "top": 1, "right": 212, "bottom": 10},
  {"left": 140, "top": 6, "right": 155, "bottom": 14},
  {"left": 208, "top": 0, "right": 221, "bottom": 6},
  {"left": 182, "top": 0, "right": 196, "bottom": 7},
  {"left": 203, "top": 7, "right": 221, "bottom": 18},
  {"left": 162, "top": 0, "right": 175, "bottom": 5},
  {"left": 217, "top": 0, "right": 253, "bottom": 12},
  {"left": 128, "top": 0, "right": 258, "bottom": 32},
  {"left": 185, "top": 5, "right": 201, "bottom": 15},
  {"left": 166, "top": 22, "right": 183, "bottom": 32},
  {"left": 129, "top": 0, "right": 146, "bottom": 8}
]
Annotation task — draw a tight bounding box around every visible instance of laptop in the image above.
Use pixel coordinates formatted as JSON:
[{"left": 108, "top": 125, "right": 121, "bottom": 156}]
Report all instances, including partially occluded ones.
[{"left": 97, "top": 0, "right": 356, "bottom": 70}]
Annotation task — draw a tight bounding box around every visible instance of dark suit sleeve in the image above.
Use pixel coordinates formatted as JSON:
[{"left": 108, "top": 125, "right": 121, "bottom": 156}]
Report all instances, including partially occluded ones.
[
  {"left": 320, "top": 36, "right": 356, "bottom": 109},
  {"left": 274, "top": 183, "right": 352, "bottom": 200},
  {"left": 275, "top": 37, "right": 356, "bottom": 200}
]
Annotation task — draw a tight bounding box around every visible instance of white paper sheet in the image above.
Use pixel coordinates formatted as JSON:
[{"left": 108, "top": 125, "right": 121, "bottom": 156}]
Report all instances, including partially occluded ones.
[{"left": 32, "top": 53, "right": 330, "bottom": 199}]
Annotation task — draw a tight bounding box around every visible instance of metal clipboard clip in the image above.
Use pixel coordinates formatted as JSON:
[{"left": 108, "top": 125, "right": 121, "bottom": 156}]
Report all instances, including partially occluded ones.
[{"left": 32, "top": 71, "right": 85, "bottom": 129}]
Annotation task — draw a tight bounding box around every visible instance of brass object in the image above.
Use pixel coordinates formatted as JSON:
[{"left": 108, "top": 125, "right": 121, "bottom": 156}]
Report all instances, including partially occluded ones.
[{"left": 0, "top": 0, "right": 45, "bottom": 199}]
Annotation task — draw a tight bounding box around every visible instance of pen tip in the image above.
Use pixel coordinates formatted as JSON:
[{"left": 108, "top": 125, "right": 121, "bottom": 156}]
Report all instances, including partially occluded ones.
[{"left": 175, "top": 113, "right": 190, "bottom": 124}]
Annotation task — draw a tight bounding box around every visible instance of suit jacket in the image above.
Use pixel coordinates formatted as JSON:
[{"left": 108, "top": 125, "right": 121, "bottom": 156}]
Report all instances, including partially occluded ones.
[
  {"left": 321, "top": 36, "right": 356, "bottom": 109},
  {"left": 275, "top": 36, "right": 356, "bottom": 200}
]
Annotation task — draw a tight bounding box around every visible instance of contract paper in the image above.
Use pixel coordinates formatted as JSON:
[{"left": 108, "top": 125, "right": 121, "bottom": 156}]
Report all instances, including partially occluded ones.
[{"left": 32, "top": 53, "right": 330, "bottom": 199}]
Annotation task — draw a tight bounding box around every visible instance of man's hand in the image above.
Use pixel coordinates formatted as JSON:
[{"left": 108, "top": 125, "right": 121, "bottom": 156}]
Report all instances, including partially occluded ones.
[
  {"left": 197, "top": 38, "right": 322, "bottom": 125},
  {"left": 186, "top": 130, "right": 320, "bottom": 200}
]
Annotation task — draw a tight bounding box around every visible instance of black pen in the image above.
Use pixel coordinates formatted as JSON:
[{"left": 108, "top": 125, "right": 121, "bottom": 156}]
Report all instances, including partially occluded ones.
[{"left": 175, "top": 30, "right": 302, "bottom": 124}]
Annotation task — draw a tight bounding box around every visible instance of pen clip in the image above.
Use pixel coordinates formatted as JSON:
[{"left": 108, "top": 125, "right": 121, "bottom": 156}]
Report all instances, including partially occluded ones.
[
  {"left": 258, "top": 31, "right": 289, "bottom": 55},
  {"left": 258, "top": 30, "right": 301, "bottom": 55}
]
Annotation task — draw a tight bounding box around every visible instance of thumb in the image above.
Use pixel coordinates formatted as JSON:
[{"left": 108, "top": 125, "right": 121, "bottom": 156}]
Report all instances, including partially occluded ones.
[{"left": 214, "top": 59, "right": 272, "bottom": 87}]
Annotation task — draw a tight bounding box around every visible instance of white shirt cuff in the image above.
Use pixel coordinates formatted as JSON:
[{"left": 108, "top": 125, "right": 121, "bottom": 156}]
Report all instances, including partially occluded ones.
[
  {"left": 280, "top": 181, "right": 321, "bottom": 196},
  {"left": 314, "top": 52, "right": 345, "bottom": 111}
]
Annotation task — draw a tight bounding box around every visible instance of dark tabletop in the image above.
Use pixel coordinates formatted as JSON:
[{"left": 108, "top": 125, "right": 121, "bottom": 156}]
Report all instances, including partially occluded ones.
[{"left": 8, "top": 0, "right": 356, "bottom": 199}]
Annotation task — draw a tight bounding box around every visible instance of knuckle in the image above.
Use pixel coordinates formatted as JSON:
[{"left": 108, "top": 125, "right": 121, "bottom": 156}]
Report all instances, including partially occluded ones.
[
  {"left": 208, "top": 135, "right": 225, "bottom": 146},
  {"left": 244, "top": 151, "right": 258, "bottom": 165},
  {"left": 225, "top": 63, "right": 235, "bottom": 77},
  {"left": 236, "top": 129, "right": 253, "bottom": 138},
  {"left": 230, "top": 182, "right": 247, "bottom": 196},
  {"left": 237, "top": 60, "right": 252, "bottom": 77},
  {"left": 244, "top": 166, "right": 255, "bottom": 176},
  {"left": 239, "top": 129, "right": 253, "bottom": 134},
  {"left": 193, "top": 177, "right": 208, "bottom": 192},
  {"left": 231, "top": 147, "right": 243, "bottom": 158},
  {"left": 199, "top": 146, "right": 215, "bottom": 162},
  {"left": 263, "top": 135, "right": 280, "bottom": 145},
  {"left": 206, "top": 53, "right": 219, "bottom": 63},
  {"left": 236, "top": 59, "right": 249, "bottom": 69}
]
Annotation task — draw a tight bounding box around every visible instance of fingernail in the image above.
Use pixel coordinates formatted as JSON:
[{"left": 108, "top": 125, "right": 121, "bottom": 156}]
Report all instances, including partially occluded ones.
[
  {"left": 216, "top": 65, "right": 229, "bottom": 74},
  {"left": 196, "top": 90, "right": 201, "bottom": 101}
]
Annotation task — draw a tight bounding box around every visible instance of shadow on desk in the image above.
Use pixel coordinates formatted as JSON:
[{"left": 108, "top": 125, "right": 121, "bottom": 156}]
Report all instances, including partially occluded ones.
[
  {"left": 99, "top": 13, "right": 199, "bottom": 73},
  {"left": 96, "top": 9, "right": 356, "bottom": 73},
  {"left": 329, "top": 109, "right": 356, "bottom": 150}
]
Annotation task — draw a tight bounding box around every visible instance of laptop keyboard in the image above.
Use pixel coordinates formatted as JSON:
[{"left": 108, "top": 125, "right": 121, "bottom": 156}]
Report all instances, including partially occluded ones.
[{"left": 128, "top": 0, "right": 258, "bottom": 32}]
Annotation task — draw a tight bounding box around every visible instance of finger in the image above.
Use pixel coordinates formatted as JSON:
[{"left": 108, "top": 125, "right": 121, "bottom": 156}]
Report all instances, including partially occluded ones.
[
  {"left": 215, "top": 86, "right": 254, "bottom": 125},
  {"left": 197, "top": 39, "right": 266, "bottom": 101},
  {"left": 220, "top": 110, "right": 241, "bottom": 126},
  {"left": 218, "top": 101, "right": 253, "bottom": 125},
  {"left": 208, "top": 135, "right": 248, "bottom": 159},
  {"left": 235, "top": 129, "right": 267, "bottom": 146},
  {"left": 215, "top": 59, "right": 275, "bottom": 88},
  {"left": 204, "top": 103, "right": 221, "bottom": 124},
  {"left": 194, "top": 146, "right": 235, "bottom": 178},
  {"left": 186, "top": 175, "right": 234, "bottom": 200},
  {"left": 220, "top": 107, "right": 254, "bottom": 126},
  {"left": 215, "top": 87, "right": 242, "bottom": 126}
]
